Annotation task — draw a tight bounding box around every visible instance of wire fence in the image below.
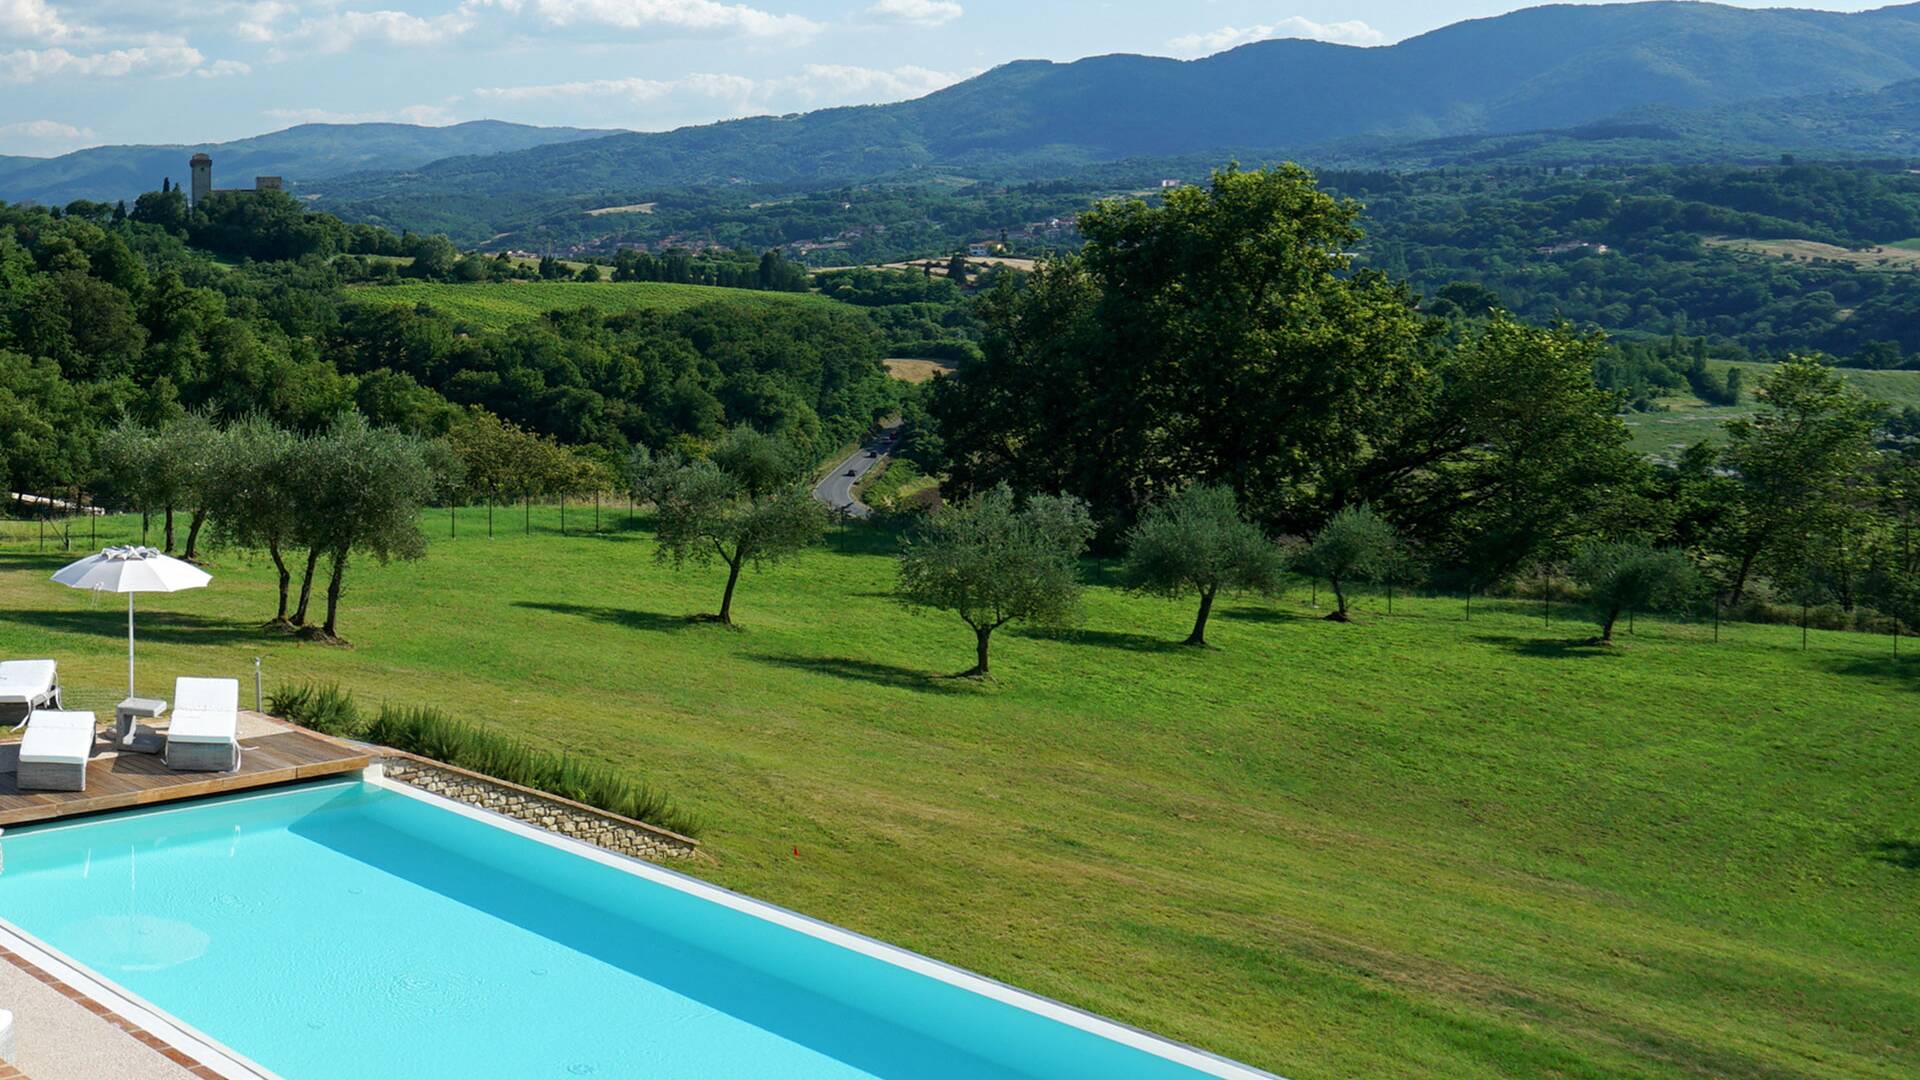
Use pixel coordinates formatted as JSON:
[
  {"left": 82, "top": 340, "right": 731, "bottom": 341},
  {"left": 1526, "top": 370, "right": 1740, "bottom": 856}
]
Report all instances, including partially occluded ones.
[{"left": 3, "top": 504, "right": 1911, "bottom": 661}]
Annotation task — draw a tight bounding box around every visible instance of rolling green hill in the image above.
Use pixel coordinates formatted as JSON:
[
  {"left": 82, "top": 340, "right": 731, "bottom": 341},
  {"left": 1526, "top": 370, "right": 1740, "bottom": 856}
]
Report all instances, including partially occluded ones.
[
  {"left": 344, "top": 280, "right": 833, "bottom": 331},
  {"left": 1624, "top": 361, "right": 1920, "bottom": 455},
  {"left": 309, "top": 1, "right": 1920, "bottom": 222}
]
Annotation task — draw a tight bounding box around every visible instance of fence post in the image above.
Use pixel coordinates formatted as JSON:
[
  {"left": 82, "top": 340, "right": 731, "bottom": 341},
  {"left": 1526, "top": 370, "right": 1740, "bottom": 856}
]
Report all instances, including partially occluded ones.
[
  {"left": 1713, "top": 597, "right": 1720, "bottom": 643},
  {"left": 594, "top": 492, "right": 600, "bottom": 534},
  {"left": 450, "top": 503, "right": 456, "bottom": 539},
  {"left": 1386, "top": 576, "right": 1394, "bottom": 616},
  {"left": 524, "top": 492, "right": 530, "bottom": 536},
  {"left": 560, "top": 495, "right": 567, "bottom": 535},
  {"left": 1801, "top": 602, "right": 1809, "bottom": 651},
  {"left": 488, "top": 495, "right": 494, "bottom": 539},
  {"left": 1628, "top": 608, "right": 1634, "bottom": 636},
  {"left": 1464, "top": 590, "right": 1471, "bottom": 622},
  {"left": 253, "top": 657, "right": 263, "bottom": 713}
]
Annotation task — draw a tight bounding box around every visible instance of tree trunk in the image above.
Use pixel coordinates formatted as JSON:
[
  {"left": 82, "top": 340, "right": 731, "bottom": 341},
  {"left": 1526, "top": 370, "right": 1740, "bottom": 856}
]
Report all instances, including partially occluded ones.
[
  {"left": 966, "top": 624, "right": 993, "bottom": 678},
  {"left": 322, "top": 549, "right": 348, "bottom": 639},
  {"left": 1325, "top": 580, "right": 1351, "bottom": 622},
  {"left": 267, "top": 540, "right": 291, "bottom": 624},
  {"left": 184, "top": 508, "right": 208, "bottom": 562},
  {"left": 1600, "top": 607, "right": 1620, "bottom": 642},
  {"left": 292, "top": 547, "right": 322, "bottom": 625},
  {"left": 1186, "top": 587, "right": 1217, "bottom": 646},
  {"left": 717, "top": 557, "right": 744, "bottom": 625},
  {"left": 163, "top": 505, "right": 175, "bottom": 552},
  {"left": 1728, "top": 547, "right": 1760, "bottom": 606}
]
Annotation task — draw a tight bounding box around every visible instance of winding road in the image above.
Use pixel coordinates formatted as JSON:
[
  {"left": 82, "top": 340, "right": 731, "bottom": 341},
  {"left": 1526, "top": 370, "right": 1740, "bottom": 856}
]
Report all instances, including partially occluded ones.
[{"left": 813, "top": 423, "right": 902, "bottom": 519}]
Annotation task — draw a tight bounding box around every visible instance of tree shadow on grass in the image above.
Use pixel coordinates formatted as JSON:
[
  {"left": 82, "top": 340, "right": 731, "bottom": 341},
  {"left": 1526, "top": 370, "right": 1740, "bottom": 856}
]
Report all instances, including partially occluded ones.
[
  {"left": 0, "top": 607, "right": 262, "bottom": 646},
  {"left": 1217, "top": 606, "right": 1314, "bottom": 626},
  {"left": 1821, "top": 655, "right": 1916, "bottom": 685},
  {"left": 1872, "top": 840, "right": 1920, "bottom": 870},
  {"left": 1013, "top": 627, "right": 1191, "bottom": 654},
  {"left": 1471, "top": 633, "right": 1618, "bottom": 659},
  {"left": 510, "top": 601, "right": 699, "bottom": 634},
  {"left": 748, "top": 652, "right": 977, "bottom": 695},
  {"left": 824, "top": 521, "right": 905, "bottom": 558}
]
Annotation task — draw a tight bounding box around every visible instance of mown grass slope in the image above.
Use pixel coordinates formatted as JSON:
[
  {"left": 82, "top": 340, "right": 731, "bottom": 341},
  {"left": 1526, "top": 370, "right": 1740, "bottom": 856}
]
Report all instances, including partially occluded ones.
[
  {"left": 1, "top": 511, "right": 1915, "bottom": 1080},
  {"left": 344, "top": 280, "right": 833, "bottom": 330}
]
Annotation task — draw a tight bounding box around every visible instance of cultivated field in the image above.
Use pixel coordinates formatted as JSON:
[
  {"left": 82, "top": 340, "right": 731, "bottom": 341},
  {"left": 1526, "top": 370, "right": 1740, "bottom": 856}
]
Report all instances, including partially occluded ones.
[
  {"left": 344, "top": 280, "right": 832, "bottom": 331},
  {"left": 881, "top": 358, "right": 955, "bottom": 383},
  {"left": 1, "top": 512, "right": 1914, "bottom": 1080},
  {"left": 1623, "top": 359, "right": 1920, "bottom": 456},
  {"left": 1705, "top": 235, "right": 1920, "bottom": 272}
]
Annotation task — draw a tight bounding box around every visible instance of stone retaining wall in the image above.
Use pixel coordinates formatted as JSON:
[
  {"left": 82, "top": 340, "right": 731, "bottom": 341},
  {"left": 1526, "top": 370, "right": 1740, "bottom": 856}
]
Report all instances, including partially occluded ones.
[{"left": 378, "top": 754, "right": 698, "bottom": 862}]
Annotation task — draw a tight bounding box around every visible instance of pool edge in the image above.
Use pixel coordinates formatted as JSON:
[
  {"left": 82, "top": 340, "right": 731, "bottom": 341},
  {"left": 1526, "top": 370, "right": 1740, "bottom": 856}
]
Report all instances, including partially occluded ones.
[{"left": 366, "top": 767, "right": 1291, "bottom": 1080}]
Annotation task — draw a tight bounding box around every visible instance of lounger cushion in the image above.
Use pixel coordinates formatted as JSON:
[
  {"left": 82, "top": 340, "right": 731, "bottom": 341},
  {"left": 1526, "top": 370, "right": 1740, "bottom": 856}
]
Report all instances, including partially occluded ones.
[
  {"left": 167, "top": 709, "right": 237, "bottom": 744},
  {"left": 174, "top": 677, "right": 239, "bottom": 715},
  {"left": 0, "top": 660, "right": 56, "bottom": 704},
  {"left": 19, "top": 711, "right": 95, "bottom": 765}
]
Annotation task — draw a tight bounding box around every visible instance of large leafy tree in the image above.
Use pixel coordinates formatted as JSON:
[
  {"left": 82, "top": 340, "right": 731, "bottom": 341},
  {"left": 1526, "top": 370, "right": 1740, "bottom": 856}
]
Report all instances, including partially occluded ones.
[
  {"left": 641, "top": 427, "right": 827, "bottom": 626},
  {"left": 1359, "top": 315, "right": 1652, "bottom": 587},
  {"left": 1713, "top": 357, "right": 1881, "bottom": 603},
  {"left": 896, "top": 484, "right": 1094, "bottom": 677},
  {"left": 1122, "top": 483, "right": 1285, "bottom": 646},
  {"left": 935, "top": 165, "right": 1434, "bottom": 534}
]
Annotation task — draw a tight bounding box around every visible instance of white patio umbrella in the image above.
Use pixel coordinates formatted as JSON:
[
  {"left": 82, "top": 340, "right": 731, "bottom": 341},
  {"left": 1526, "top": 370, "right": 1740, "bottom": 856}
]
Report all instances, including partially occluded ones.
[{"left": 51, "top": 546, "right": 211, "bottom": 698}]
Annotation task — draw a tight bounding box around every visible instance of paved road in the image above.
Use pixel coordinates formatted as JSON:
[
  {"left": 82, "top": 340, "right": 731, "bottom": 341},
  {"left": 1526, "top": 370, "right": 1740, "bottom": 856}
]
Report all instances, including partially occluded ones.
[{"left": 813, "top": 424, "right": 902, "bottom": 519}]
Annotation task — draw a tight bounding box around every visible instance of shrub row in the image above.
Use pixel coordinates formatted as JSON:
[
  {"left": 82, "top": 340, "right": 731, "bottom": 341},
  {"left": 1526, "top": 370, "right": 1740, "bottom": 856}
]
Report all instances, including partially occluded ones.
[{"left": 269, "top": 681, "right": 697, "bottom": 837}]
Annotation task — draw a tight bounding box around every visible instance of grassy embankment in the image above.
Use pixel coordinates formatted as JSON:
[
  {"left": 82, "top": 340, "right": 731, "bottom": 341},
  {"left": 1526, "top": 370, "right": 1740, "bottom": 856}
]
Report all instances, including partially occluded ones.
[
  {"left": 1, "top": 511, "right": 1914, "bottom": 1080},
  {"left": 343, "top": 279, "right": 833, "bottom": 332}
]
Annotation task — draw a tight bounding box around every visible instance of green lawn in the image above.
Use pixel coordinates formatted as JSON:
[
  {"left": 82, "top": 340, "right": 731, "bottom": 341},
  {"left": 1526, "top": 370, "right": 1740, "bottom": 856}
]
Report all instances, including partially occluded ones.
[
  {"left": 1623, "top": 360, "right": 1920, "bottom": 456},
  {"left": 1, "top": 511, "right": 1915, "bottom": 1079},
  {"left": 343, "top": 280, "right": 833, "bottom": 330}
]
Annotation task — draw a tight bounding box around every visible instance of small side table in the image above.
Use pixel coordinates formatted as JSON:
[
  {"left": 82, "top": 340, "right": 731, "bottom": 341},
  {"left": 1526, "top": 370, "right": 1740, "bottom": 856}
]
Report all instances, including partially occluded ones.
[{"left": 114, "top": 697, "right": 168, "bottom": 755}]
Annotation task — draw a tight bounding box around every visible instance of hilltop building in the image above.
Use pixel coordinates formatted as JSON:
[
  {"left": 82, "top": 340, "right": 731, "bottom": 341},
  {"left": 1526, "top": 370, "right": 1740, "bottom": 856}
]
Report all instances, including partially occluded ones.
[{"left": 187, "top": 153, "right": 284, "bottom": 208}]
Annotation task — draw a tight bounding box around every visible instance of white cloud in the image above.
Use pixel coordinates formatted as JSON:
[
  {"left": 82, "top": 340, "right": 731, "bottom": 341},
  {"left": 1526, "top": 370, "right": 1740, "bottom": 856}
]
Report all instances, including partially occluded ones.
[
  {"left": 865, "top": 0, "right": 960, "bottom": 28},
  {"left": 473, "top": 0, "right": 819, "bottom": 41},
  {"left": 264, "top": 103, "right": 460, "bottom": 126},
  {"left": 0, "top": 117, "right": 97, "bottom": 153},
  {"left": 1168, "top": 17, "right": 1384, "bottom": 57},
  {"left": 272, "top": 8, "right": 477, "bottom": 55},
  {"left": 474, "top": 63, "right": 963, "bottom": 124},
  {"left": 774, "top": 63, "right": 962, "bottom": 103},
  {"left": 0, "top": 0, "right": 84, "bottom": 42},
  {"left": 0, "top": 42, "right": 204, "bottom": 82},
  {"left": 195, "top": 57, "right": 250, "bottom": 77}
]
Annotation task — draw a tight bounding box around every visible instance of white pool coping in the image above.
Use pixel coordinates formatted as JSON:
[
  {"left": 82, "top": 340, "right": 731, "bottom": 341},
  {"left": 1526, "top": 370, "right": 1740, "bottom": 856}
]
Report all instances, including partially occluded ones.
[{"left": 2, "top": 769, "right": 1288, "bottom": 1080}]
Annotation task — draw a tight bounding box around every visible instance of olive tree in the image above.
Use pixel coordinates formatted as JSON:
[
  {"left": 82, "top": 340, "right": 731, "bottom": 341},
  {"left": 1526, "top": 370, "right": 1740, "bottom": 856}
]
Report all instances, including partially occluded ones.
[
  {"left": 1569, "top": 542, "right": 1701, "bottom": 643},
  {"left": 291, "top": 415, "right": 437, "bottom": 641},
  {"left": 206, "top": 416, "right": 304, "bottom": 625},
  {"left": 896, "top": 484, "right": 1094, "bottom": 677},
  {"left": 1293, "top": 505, "right": 1400, "bottom": 622},
  {"left": 1122, "top": 483, "right": 1285, "bottom": 646},
  {"left": 641, "top": 427, "right": 826, "bottom": 626}
]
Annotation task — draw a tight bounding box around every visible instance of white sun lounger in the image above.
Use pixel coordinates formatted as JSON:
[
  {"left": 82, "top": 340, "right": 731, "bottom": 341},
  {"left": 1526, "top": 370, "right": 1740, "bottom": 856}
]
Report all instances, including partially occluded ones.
[
  {"left": 164, "top": 677, "right": 242, "bottom": 773},
  {"left": 0, "top": 660, "right": 61, "bottom": 729},
  {"left": 16, "top": 710, "right": 97, "bottom": 792}
]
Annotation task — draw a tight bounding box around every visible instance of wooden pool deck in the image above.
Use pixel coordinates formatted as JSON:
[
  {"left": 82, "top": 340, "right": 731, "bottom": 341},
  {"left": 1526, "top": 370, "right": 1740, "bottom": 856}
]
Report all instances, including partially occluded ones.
[{"left": 0, "top": 713, "right": 368, "bottom": 828}]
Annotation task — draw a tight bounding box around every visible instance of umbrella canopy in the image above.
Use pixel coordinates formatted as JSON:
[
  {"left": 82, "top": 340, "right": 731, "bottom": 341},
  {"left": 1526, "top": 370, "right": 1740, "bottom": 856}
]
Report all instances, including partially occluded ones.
[{"left": 51, "top": 547, "right": 212, "bottom": 698}]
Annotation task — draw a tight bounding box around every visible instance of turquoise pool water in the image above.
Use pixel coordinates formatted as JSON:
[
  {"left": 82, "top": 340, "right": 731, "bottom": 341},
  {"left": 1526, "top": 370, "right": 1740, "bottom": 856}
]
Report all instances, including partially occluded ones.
[{"left": 0, "top": 780, "right": 1264, "bottom": 1079}]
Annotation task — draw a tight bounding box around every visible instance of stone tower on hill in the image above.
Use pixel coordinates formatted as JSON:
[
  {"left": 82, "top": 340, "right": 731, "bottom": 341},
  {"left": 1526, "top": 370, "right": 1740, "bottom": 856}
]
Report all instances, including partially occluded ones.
[{"left": 189, "top": 153, "right": 212, "bottom": 208}]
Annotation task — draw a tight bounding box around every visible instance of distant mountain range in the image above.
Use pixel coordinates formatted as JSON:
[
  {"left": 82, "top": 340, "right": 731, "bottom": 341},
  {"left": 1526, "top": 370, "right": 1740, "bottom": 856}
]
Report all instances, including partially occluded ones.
[
  {"left": 0, "top": 121, "right": 612, "bottom": 205},
  {"left": 9, "top": 1, "right": 1920, "bottom": 234}
]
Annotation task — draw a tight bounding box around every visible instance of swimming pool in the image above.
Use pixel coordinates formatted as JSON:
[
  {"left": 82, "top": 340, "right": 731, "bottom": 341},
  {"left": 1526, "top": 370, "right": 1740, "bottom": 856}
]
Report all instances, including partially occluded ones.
[{"left": 0, "top": 778, "right": 1276, "bottom": 1079}]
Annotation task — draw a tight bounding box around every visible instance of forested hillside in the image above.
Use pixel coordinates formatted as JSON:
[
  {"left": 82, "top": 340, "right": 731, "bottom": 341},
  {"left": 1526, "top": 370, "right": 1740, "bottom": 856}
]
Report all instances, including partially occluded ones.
[
  {"left": 0, "top": 198, "right": 894, "bottom": 499},
  {"left": 305, "top": 4, "right": 1920, "bottom": 226}
]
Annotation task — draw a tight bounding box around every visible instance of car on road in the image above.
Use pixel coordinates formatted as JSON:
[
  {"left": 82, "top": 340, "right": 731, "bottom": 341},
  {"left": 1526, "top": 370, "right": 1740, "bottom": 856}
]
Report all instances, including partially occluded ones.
[
  {"left": 846, "top": 469, "right": 858, "bottom": 477},
  {"left": 867, "top": 450, "right": 879, "bottom": 458}
]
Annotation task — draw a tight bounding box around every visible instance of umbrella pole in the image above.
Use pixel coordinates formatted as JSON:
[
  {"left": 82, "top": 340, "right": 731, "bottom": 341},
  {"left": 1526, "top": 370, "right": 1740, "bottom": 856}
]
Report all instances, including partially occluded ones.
[{"left": 128, "top": 592, "right": 137, "bottom": 698}]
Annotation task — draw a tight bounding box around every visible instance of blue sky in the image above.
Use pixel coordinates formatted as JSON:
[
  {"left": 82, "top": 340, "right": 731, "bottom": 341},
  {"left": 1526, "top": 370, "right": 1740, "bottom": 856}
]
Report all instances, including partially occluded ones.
[{"left": 0, "top": 0, "right": 1896, "bottom": 156}]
